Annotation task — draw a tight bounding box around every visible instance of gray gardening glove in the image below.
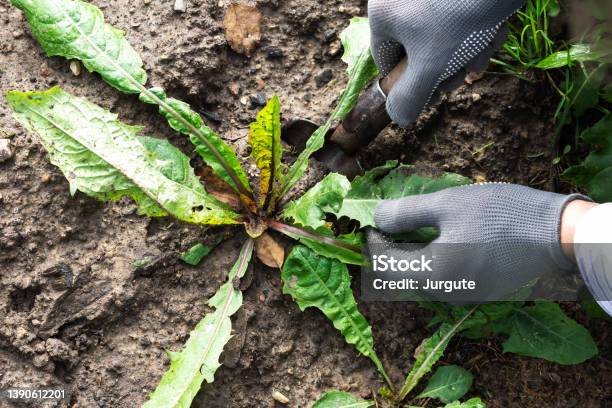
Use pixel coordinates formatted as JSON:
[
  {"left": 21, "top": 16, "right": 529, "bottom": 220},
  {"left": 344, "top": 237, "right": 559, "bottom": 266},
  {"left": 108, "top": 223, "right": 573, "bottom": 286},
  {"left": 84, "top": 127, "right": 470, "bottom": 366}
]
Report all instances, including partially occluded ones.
[
  {"left": 367, "top": 184, "right": 589, "bottom": 302},
  {"left": 368, "top": 0, "right": 524, "bottom": 126}
]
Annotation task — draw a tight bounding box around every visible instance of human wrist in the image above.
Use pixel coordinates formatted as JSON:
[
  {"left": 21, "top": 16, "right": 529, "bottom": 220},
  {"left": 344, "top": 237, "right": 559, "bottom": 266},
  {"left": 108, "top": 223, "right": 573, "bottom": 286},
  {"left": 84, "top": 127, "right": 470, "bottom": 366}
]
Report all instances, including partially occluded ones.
[{"left": 561, "top": 199, "right": 599, "bottom": 261}]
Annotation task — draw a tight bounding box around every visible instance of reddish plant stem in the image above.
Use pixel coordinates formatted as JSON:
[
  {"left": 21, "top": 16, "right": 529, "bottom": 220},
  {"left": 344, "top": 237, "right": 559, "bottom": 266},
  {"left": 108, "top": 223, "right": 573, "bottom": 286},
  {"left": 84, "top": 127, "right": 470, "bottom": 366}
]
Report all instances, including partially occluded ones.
[{"left": 268, "top": 220, "right": 362, "bottom": 254}]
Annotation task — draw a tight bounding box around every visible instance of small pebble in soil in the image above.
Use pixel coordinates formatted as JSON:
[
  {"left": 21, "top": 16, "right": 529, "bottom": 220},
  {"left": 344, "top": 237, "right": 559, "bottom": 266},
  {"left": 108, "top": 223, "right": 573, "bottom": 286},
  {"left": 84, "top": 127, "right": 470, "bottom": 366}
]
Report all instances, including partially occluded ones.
[
  {"left": 315, "top": 69, "right": 333, "bottom": 88},
  {"left": 202, "top": 110, "right": 222, "bottom": 123},
  {"left": 0, "top": 139, "right": 13, "bottom": 162},
  {"left": 69, "top": 60, "right": 81, "bottom": 76},
  {"left": 324, "top": 29, "right": 337, "bottom": 42},
  {"left": 272, "top": 391, "right": 289, "bottom": 404},
  {"left": 328, "top": 40, "right": 342, "bottom": 57},
  {"left": 250, "top": 92, "right": 267, "bottom": 107},
  {"left": 174, "top": 0, "right": 186, "bottom": 12},
  {"left": 229, "top": 82, "right": 240, "bottom": 96},
  {"left": 265, "top": 46, "right": 284, "bottom": 59}
]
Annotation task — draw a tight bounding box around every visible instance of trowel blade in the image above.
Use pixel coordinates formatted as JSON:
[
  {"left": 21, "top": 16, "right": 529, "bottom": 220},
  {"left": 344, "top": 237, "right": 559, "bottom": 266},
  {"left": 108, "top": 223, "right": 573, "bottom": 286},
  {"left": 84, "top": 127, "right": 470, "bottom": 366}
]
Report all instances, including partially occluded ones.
[{"left": 282, "top": 118, "right": 363, "bottom": 179}]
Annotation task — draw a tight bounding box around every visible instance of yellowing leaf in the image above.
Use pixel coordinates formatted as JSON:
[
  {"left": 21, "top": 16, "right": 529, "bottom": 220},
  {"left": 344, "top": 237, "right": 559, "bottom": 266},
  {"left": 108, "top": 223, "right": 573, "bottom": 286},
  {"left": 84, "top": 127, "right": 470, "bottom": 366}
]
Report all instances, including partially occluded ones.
[
  {"left": 7, "top": 87, "right": 239, "bottom": 226},
  {"left": 249, "top": 95, "right": 282, "bottom": 210},
  {"left": 255, "top": 232, "right": 284, "bottom": 268}
]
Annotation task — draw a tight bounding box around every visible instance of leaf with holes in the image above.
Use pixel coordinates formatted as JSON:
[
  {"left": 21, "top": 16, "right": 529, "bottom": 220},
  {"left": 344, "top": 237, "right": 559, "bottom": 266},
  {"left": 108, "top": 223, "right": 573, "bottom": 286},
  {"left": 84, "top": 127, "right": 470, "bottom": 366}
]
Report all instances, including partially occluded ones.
[
  {"left": 282, "top": 173, "right": 350, "bottom": 230},
  {"left": 13, "top": 0, "right": 254, "bottom": 203},
  {"left": 7, "top": 87, "right": 239, "bottom": 225}
]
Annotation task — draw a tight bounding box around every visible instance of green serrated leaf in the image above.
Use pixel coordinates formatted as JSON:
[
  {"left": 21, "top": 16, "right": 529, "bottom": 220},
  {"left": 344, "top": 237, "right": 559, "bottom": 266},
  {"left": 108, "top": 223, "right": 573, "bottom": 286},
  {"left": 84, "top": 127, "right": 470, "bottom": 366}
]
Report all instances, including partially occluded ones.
[
  {"left": 312, "top": 391, "right": 374, "bottom": 408},
  {"left": 500, "top": 301, "right": 598, "bottom": 365},
  {"left": 140, "top": 88, "right": 252, "bottom": 197},
  {"left": 282, "top": 246, "right": 391, "bottom": 388},
  {"left": 7, "top": 87, "right": 239, "bottom": 225},
  {"left": 11, "top": 0, "right": 147, "bottom": 94},
  {"left": 249, "top": 95, "right": 282, "bottom": 210},
  {"left": 399, "top": 306, "right": 478, "bottom": 401},
  {"left": 440, "top": 397, "right": 486, "bottom": 408},
  {"left": 282, "top": 173, "right": 350, "bottom": 230},
  {"left": 279, "top": 17, "right": 378, "bottom": 198},
  {"left": 334, "top": 162, "right": 471, "bottom": 228},
  {"left": 144, "top": 239, "right": 254, "bottom": 408},
  {"left": 13, "top": 0, "right": 252, "bottom": 201},
  {"left": 563, "top": 115, "right": 612, "bottom": 202},
  {"left": 417, "top": 365, "right": 473, "bottom": 404}
]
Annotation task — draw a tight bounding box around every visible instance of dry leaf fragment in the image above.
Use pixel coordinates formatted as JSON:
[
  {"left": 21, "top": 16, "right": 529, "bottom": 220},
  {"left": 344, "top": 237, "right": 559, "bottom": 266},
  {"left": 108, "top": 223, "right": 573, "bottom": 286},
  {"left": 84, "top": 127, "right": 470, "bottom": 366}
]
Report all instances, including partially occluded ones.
[
  {"left": 223, "top": 3, "right": 263, "bottom": 56},
  {"left": 198, "top": 166, "right": 242, "bottom": 210},
  {"left": 255, "top": 232, "right": 284, "bottom": 269}
]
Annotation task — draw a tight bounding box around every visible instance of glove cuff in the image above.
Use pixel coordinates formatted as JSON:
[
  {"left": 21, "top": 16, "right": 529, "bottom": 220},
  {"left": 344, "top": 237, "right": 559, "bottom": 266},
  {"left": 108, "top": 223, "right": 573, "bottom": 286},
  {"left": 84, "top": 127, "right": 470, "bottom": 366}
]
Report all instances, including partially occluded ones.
[{"left": 549, "top": 193, "right": 593, "bottom": 271}]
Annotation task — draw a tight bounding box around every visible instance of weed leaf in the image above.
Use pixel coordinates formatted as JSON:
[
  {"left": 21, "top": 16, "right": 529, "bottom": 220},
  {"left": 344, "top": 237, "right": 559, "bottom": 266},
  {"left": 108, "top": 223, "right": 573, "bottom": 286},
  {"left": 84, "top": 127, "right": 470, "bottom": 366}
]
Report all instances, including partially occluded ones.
[
  {"left": 14, "top": 0, "right": 253, "bottom": 201},
  {"left": 282, "top": 173, "right": 350, "bottom": 230},
  {"left": 276, "top": 224, "right": 364, "bottom": 265},
  {"left": 249, "top": 96, "right": 282, "bottom": 210},
  {"left": 279, "top": 17, "right": 378, "bottom": 198},
  {"left": 7, "top": 87, "right": 239, "bottom": 225},
  {"left": 399, "top": 306, "right": 478, "bottom": 401},
  {"left": 282, "top": 246, "right": 392, "bottom": 388},
  {"left": 11, "top": 0, "right": 147, "bottom": 94},
  {"left": 535, "top": 44, "right": 605, "bottom": 69},
  {"left": 334, "top": 162, "right": 471, "bottom": 228},
  {"left": 181, "top": 237, "right": 224, "bottom": 266},
  {"left": 417, "top": 365, "right": 473, "bottom": 404},
  {"left": 564, "top": 115, "right": 612, "bottom": 201},
  {"left": 312, "top": 391, "right": 374, "bottom": 408},
  {"left": 144, "top": 239, "right": 254, "bottom": 408},
  {"left": 440, "top": 397, "right": 486, "bottom": 408},
  {"left": 500, "top": 301, "right": 598, "bottom": 365},
  {"left": 140, "top": 88, "right": 252, "bottom": 199}
]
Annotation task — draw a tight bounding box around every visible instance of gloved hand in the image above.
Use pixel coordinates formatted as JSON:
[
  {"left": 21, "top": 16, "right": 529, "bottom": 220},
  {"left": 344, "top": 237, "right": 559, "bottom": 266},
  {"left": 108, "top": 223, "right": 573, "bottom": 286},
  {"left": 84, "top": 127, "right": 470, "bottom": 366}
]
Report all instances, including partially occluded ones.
[
  {"left": 367, "top": 183, "right": 590, "bottom": 302},
  {"left": 368, "top": 0, "right": 524, "bottom": 126}
]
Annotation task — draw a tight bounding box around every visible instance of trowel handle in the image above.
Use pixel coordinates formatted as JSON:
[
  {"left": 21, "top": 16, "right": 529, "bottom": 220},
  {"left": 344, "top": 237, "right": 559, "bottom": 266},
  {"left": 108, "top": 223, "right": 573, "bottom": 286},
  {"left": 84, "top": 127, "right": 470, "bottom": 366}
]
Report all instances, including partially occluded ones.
[{"left": 329, "top": 58, "right": 407, "bottom": 156}]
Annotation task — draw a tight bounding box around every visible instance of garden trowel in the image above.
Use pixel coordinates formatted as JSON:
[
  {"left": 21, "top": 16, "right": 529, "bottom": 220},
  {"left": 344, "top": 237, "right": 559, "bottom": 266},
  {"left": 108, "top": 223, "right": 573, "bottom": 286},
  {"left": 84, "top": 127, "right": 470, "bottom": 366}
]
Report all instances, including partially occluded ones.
[{"left": 282, "top": 58, "right": 407, "bottom": 180}]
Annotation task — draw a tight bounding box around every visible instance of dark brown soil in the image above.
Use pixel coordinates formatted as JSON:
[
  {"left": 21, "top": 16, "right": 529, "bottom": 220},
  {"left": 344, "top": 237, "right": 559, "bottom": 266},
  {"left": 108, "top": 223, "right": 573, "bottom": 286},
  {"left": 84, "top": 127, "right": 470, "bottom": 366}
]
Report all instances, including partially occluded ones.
[{"left": 0, "top": 1, "right": 610, "bottom": 408}]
